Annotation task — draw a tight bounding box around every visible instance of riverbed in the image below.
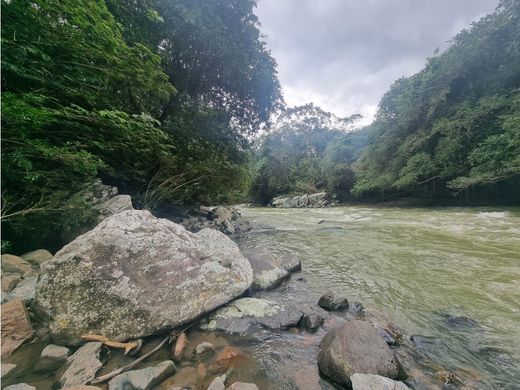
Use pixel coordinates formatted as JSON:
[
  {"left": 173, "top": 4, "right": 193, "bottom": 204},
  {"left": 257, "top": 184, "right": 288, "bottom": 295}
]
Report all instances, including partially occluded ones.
[{"left": 235, "top": 206, "right": 520, "bottom": 389}]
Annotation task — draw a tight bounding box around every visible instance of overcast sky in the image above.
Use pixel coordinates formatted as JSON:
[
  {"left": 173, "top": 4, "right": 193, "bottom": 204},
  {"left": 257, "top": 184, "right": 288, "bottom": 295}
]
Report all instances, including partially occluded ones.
[{"left": 256, "top": 0, "right": 498, "bottom": 126}]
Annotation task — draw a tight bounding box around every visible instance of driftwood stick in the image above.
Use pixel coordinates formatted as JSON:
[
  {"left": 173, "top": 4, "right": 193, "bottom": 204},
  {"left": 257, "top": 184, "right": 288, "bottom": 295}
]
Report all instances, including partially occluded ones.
[{"left": 90, "top": 335, "right": 170, "bottom": 384}]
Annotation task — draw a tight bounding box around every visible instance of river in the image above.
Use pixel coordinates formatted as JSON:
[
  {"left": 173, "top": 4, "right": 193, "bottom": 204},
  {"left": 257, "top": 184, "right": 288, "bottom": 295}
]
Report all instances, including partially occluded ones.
[{"left": 235, "top": 205, "right": 520, "bottom": 389}]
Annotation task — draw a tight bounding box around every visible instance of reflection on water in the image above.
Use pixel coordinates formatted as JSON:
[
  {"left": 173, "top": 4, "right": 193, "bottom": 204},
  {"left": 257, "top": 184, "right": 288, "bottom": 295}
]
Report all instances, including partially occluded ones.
[{"left": 236, "top": 206, "right": 520, "bottom": 389}]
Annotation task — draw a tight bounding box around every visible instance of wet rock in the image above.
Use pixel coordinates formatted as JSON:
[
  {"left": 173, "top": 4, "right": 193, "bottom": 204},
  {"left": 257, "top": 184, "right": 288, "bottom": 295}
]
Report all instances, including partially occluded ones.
[
  {"left": 277, "top": 254, "right": 302, "bottom": 272},
  {"left": 195, "top": 342, "right": 215, "bottom": 355},
  {"left": 3, "top": 384, "right": 36, "bottom": 390},
  {"left": 108, "top": 360, "right": 176, "bottom": 390},
  {"left": 410, "top": 335, "right": 440, "bottom": 350},
  {"left": 200, "top": 297, "right": 303, "bottom": 333},
  {"left": 318, "top": 291, "right": 349, "bottom": 311},
  {"left": 3, "top": 276, "right": 37, "bottom": 303},
  {"left": 1, "top": 363, "right": 16, "bottom": 378},
  {"left": 35, "top": 344, "right": 70, "bottom": 372},
  {"left": 300, "top": 313, "right": 324, "bottom": 331},
  {"left": 21, "top": 249, "right": 53, "bottom": 266},
  {"left": 318, "top": 320, "right": 399, "bottom": 388},
  {"left": 213, "top": 347, "right": 248, "bottom": 371},
  {"left": 379, "top": 329, "right": 399, "bottom": 347},
  {"left": 1, "top": 299, "right": 33, "bottom": 358},
  {"left": 350, "top": 373, "right": 409, "bottom": 389},
  {"left": 1, "top": 273, "right": 22, "bottom": 292},
  {"left": 34, "top": 210, "right": 253, "bottom": 345},
  {"left": 94, "top": 194, "right": 133, "bottom": 220},
  {"left": 207, "top": 374, "right": 227, "bottom": 390},
  {"left": 241, "top": 248, "right": 289, "bottom": 290},
  {"left": 349, "top": 302, "right": 365, "bottom": 316},
  {"left": 442, "top": 314, "right": 479, "bottom": 328},
  {"left": 226, "top": 383, "right": 259, "bottom": 390},
  {"left": 59, "top": 342, "right": 104, "bottom": 388},
  {"left": 1, "top": 255, "right": 34, "bottom": 276}
]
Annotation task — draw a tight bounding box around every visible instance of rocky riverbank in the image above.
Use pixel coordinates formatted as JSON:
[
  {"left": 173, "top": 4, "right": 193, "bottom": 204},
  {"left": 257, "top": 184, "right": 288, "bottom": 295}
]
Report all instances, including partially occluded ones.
[{"left": 1, "top": 203, "right": 486, "bottom": 389}]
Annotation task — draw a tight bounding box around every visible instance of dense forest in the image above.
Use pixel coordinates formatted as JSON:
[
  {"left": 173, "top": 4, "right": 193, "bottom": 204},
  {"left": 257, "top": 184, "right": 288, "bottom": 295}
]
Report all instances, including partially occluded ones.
[{"left": 2, "top": 0, "right": 519, "bottom": 251}]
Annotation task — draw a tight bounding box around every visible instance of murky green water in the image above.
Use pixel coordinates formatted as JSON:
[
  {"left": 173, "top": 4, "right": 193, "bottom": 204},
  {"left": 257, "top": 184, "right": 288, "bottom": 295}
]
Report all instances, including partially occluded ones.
[{"left": 237, "top": 206, "right": 520, "bottom": 389}]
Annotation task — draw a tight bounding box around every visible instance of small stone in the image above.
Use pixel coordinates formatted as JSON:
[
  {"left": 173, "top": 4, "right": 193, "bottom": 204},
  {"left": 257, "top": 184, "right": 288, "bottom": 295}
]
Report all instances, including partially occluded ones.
[
  {"left": 3, "top": 384, "right": 36, "bottom": 390},
  {"left": 59, "top": 342, "right": 104, "bottom": 388},
  {"left": 350, "top": 373, "right": 409, "bottom": 389},
  {"left": 195, "top": 341, "right": 214, "bottom": 355},
  {"left": 1, "top": 363, "right": 17, "bottom": 378},
  {"left": 1, "top": 299, "right": 33, "bottom": 358},
  {"left": 35, "top": 344, "right": 70, "bottom": 372},
  {"left": 21, "top": 249, "right": 53, "bottom": 266},
  {"left": 1, "top": 273, "right": 22, "bottom": 292},
  {"left": 300, "top": 313, "right": 324, "bottom": 331},
  {"left": 226, "top": 383, "right": 259, "bottom": 390},
  {"left": 207, "top": 374, "right": 226, "bottom": 390},
  {"left": 108, "top": 360, "right": 176, "bottom": 390},
  {"left": 318, "top": 291, "right": 349, "bottom": 311},
  {"left": 1, "top": 255, "right": 34, "bottom": 276},
  {"left": 349, "top": 302, "right": 365, "bottom": 315}
]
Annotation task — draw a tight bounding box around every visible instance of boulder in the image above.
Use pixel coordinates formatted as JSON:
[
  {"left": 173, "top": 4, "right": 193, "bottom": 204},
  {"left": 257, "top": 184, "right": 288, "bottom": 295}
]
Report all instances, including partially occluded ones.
[
  {"left": 34, "top": 210, "right": 253, "bottom": 345},
  {"left": 318, "top": 291, "right": 349, "bottom": 311},
  {"left": 3, "top": 276, "right": 37, "bottom": 303},
  {"left": 241, "top": 248, "right": 289, "bottom": 290},
  {"left": 350, "top": 373, "right": 409, "bottom": 389},
  {"left": 59, "top": 342, "right": 104, "bottom": 388},
  {"left": 226, "top": 383, "right": 259, "bottom": 390},
  {"left": 1, "top": 255, "right": 34, "bottom": 276},
  {"left": 21, "top": 249, "right": 53, "bottom": 266},
  {"left": 195, "top": 342, "right": 214, "bottom": 355},
  {"left": 299, "top": 313, "right": 324, "bottom": 331},
  {"left": 108, "top": 360, "right": 176, "bottom": 390},
  {"left": 3, "top": 385, "right": 36, "bottom": 390},
  {"left": 1, "top": 273, "right": 22, "bottom": 292},
  {"left": 1, "top": 299, "right": 33, "bottom": 358},
  {"left": 200, "top": 298, "right": 303, "bottom": 334},
  {"left": 207, "top": 374, "right": 227, "bottom": 390},
  {"left": 318, "top": 320, "right": 399, "bottom": 388},
  {"left": 95, "top": 195, "right": 133, "bottom": 220},
  {"left": 35, "top": 344, "right": 70, "bottom": 372}
]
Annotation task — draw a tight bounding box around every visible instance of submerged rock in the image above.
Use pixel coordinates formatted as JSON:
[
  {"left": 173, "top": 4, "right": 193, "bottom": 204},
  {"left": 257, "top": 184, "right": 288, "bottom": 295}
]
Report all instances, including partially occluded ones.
[
  {"left": 195, "top": 341, "right": 214, "bottom": 355},
  {"left": 241, "top": 248, "right": 289, "bottom": 290},
  {"left": 108, "top": 360, "right": 176, "bottom": 390},
  {"left": 299, "top": 312, "right": 324, "bottom": 331},
  {"left": 350, "top": 373, "right": 409, "bottom": 389},
  {"left": 59, "top": 342, "right": 104, "bottom": 388},
  {"left": 318, "top": 291, "right": 349, "bottom": 311},
  {"left": 34, "top": 210, "right": 253, "bottom": 344},
  {"left": 442, "top": 314, "right": 479, "bottom": 328},
  {"left": 207, "top": 374, "right": 227, "bottom": 390},
  {"left": 1, "top": 299, "right": 33, "bottom": 358},
  {"left": 200, "top": 297, "right": 303, "bottom": 333},
  {"left": 276, "top": 254, "right": 302, "bottom": 272},
  {"left": 318, "top": 320, "right": 400, "bottom": 388}
]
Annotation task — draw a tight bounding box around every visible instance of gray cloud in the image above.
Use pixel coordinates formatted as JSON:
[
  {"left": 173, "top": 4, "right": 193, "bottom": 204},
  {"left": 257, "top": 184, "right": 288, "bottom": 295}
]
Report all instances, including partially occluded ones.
[{"left": 256, "top": 0, "right": 498, "bottom": 125}]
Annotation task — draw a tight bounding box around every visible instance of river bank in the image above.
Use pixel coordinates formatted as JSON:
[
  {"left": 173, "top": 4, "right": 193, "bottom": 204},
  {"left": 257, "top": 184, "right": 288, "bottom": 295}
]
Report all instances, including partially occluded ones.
[{"left": 2, "top": 205, "right": 518, "bottom": 389}]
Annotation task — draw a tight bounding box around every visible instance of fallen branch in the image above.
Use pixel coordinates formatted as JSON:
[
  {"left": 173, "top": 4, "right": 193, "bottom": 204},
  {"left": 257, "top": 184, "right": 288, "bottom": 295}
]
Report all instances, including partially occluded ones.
[
  {"left": 90, "top": 335, "right": 171, "bottom": 384},
  {"left": 81, "top": 334, "right": 139, "bottom": 355}
]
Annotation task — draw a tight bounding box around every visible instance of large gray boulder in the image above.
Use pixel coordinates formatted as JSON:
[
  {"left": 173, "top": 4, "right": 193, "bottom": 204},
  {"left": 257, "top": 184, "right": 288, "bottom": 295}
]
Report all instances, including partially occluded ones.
[
  {"left": 350, "top": 374, "right": 409, "bottom": 389},
  {"left": 108, "top": 360, "right": 175, "bottom": 390},
  {"left": 34, "top": 210, "right": 253, "bottom": 345},
  {"left": 318, "top": 320, "right": 399, "bottom": 388},
  {"left": 241, "top": 248, "right": 290, "bottom": 290}
]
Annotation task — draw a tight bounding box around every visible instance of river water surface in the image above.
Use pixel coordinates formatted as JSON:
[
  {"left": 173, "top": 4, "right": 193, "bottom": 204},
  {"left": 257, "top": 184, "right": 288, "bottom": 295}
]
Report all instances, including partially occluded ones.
[{"left": 236, "top": 206, "right": 520, "bottom": 389}]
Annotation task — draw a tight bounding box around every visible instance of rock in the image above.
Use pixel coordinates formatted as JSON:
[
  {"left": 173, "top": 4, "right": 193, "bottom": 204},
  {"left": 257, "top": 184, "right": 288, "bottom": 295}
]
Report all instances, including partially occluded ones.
[
  {"left": 379, "top": 329, "right": 398, "bottom": 347},
  {"left": 1, "top": 299, "right": 33, "bottom": 358},
  {"left": 271, "top": 192, "right": 328, "bottom": 208},
  {"left": 3, "top": 276, "right": 37, "bottom": 302},
  {"left": 127, "top": 339, "right": 143, "bottom": 357},
  {"left": 318, "top": 320, "right": 399, "bottom": 388},
  {"left": 226, "top": 383, "right": 259, "bottom": 390},
  {"left": 95, "top": 194, "right": 134, "bottom": 220},
  {"left": 220, "top": 220, "right": 235, "bottom": 235},
  {"left": 21, "top": 249, "right": 53, "bottom": 266},
  {"left": 349, "top": 302, "right": 365, "bottom": 315},
  {"left": 79, "top": 180, "right": 118, "bottom": 205},
  {"left": 108, "top": 360, "right": 176, "bottom": 390},
  {"left": 207, "top": 374, "right": 226, "bottom": 390},
  {"left": 3, "top": 384, "right": 36, "bottom": 390},
  {"left": 195, "top": 342, "right": 215, "bottom": 355},
  {"left": 200, "top": 298, "right": 303, "bottom": 333},
  {"left": 276, "top": 254, "right": 301, "bottom": 272},
  {"left": 1, "top": 363, "right": 17, "bottom": 378},
  {"left": 59, "top": 342, "right": 104, "bottom": 388},
  {"left": 350, "top": 373, "right": 409, "bottom": 389},
  {"left": 409, "top": 335, "right": 440, "bottom": 350},
  {"left": 61, "top": 387, "right": 102, "bottom": 390},
  {"left": 241, "top": 248, "right": 289, "bottom": 290},
  {"left": 300, "top": 313, "right": 324, "bottom": 331},
  {"left": 1, "top": 273, "right": 22, "bottom": 292},
  {"left": 35, "top": 344, "right": 70, "bottom": 372},
  {"left": 1, "top": 255, "right": 34, "bottom": 276},
  {"left": 318, "top": 291, "right": 349, "bottom": 311},
  {"left": 34, "top": 210, "right": 253, "bottom": 345},
  {"left": 442, "top": 314, "right": 479, "bottom": 328}
]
